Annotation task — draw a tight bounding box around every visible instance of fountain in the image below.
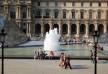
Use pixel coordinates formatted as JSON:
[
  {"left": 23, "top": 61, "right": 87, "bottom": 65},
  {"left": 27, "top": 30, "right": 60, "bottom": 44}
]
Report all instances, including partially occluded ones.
[{"left": 44, "top": 28, "right": 61, "bottom": 51}]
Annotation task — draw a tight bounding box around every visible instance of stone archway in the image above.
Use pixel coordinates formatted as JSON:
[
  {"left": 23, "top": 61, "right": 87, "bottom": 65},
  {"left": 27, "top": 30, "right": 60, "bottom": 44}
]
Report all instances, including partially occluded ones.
[
  {"left": 44, "top": 23, "right": 50, "bottom": 34},
  {"left": 21, "top": 23, "right": 26, "bottom": 34},
  {"left": 62, "top": 24, "right": 68, "bottom": 34},
  {"left": 35, "top": 23, "right": 41, "bottom": 35},
  {"left": 80, "top": 24, "right": 85, "bottom": 34},
  {"left": 71, "top": 24, "right": 76, "bottom": 34},
  {"left": 89, "top": 24, "right": 95, "bottom": 35},
  {"left": 53, "top": 24, "right": 59, "bottom": 31},
  {"left": 107, "top": 24, "right": 108, "bottom": 32},
  {"left": 98, "top": 24, "right": 104, "bottom": 35}
]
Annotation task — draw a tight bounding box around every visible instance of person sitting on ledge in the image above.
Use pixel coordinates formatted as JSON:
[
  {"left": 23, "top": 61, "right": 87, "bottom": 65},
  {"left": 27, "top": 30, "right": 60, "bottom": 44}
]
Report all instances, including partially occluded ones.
[{"left": 49, "top": 51, "right": 54, "bottom": 60}]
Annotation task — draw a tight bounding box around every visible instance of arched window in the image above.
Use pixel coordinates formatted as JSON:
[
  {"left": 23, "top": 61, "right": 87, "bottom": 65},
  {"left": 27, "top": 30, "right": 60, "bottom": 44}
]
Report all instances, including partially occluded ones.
[
  {"left": 71, "top": 24, "right": 76, "bottom": 34},
  {"left": 98, "top": 24, "right": 104, "bottom": 35},
  {"left": 62, "top": 24, "right": 67, "bottom": 34},
  {"left": 35, "top": 24, "right": 41, "bottom": 35},
  {"left": 44, "top": 24, "right": 50, "bottom": 33},
  {"left": 89, "top": 24, "right": 94, "bottom": 34},
  {"left": 80, "top": 24, "right": 85, "bottom": 34}
]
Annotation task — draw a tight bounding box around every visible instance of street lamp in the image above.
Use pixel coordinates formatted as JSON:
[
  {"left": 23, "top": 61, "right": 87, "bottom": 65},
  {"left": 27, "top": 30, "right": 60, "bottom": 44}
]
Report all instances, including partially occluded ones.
[
  {"left": 0, "top": 28, "right": 6, "bottom": 74},
  {"left": 92, "top": 30, "right": 99, "bottom": 74}
]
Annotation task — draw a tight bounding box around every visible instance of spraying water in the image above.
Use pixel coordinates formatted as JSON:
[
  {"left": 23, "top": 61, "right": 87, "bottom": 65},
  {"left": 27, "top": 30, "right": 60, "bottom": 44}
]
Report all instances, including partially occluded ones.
[{"left": 44, "top": 28, "right": 60, "bottom": 51}]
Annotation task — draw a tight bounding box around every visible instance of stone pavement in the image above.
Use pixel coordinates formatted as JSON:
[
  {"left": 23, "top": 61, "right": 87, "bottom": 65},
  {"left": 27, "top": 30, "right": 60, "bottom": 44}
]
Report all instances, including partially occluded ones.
[{"left": 0, "top": 59, "right": 108, "bottom": 74}]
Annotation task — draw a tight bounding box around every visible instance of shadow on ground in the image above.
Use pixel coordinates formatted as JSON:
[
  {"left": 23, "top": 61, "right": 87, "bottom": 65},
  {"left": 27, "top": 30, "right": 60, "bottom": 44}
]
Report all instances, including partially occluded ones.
[
  {"left": 71, "top": 65, "right": 89, "bottom": 69},
  {"left": 98, "top": 60, "right": 108, "bottom": 64}
]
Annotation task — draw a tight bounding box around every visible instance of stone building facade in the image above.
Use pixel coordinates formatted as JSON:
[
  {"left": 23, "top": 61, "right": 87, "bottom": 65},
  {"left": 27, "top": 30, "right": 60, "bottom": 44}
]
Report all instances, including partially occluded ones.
[{"left": 0, "top": 0, "right": 108, "bottom": 39}]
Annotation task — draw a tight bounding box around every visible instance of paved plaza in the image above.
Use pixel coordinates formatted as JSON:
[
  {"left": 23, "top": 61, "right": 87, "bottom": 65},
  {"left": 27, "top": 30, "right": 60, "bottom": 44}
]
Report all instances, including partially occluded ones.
[{"left": 0, "top": 59, "right": 108, "bottom": 74}]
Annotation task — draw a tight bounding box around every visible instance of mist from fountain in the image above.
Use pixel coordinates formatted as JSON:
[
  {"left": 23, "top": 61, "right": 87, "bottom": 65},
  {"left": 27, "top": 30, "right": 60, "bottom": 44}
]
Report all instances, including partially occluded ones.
[{"left": 44, "top": 28, "right": 61, "bottom": 51}]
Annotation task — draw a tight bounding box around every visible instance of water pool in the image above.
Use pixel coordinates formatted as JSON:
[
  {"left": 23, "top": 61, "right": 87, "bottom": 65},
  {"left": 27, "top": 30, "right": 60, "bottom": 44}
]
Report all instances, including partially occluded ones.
[{"left": 0, "top": 44, "right": 105, "bottom": 58}]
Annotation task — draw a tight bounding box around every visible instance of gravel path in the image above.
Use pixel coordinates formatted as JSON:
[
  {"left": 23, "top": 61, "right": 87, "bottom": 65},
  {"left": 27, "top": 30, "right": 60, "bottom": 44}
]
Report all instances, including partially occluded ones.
[{"left": 0, "top": 59, "right": 108, "bottom": 74}]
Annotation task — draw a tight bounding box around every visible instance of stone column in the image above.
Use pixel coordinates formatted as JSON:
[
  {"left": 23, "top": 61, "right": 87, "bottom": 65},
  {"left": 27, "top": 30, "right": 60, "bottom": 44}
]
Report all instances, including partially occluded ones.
[
  {"left": 16, "top": 6, "right": 21, "bottom": 19},
  {"left": 67, "top": 10, "right": 70, "bottom": 20},
  {"left": 75, "top": 21, "right": 80, "bottom": 37},
  {"left": 27, "top": 22, "right": 29, "bottom": 37},
  {"left": 50, "top": 23, "right": 53, "bottom": 30},
  {"left": 16, "top": 0, "right": 20, "bottom": 19},
  {"left": 3, "top": 0, "right": 8, "bottom": 18},
  {"left": 16, "top": 6, "right": 19, "bottom": 19},
  {"left": 94, "top": 22, "right": 98, "bottom": 31},
  {"left": 68, "top": 10, "right": 72, "bottom": 19},
  {"left": 29, "top": 22, "right": 32, "bottom": 38},
  {"left": 85, "top": 22, "right": 89, "bottom": 38},
  {"left": 50, "top": 9, "right": 54, "bottom": 18},
  {"left": 27, "top": 22, "right": 31, "bottom": 38},
  {"left": 59, "top": 24, "right": 62, "bottom": 36},
  {"left": 41, "top": 25, "right": 44, "bottom": 37},
  {"left": 16, "top": 5, "right": 21, "bottom": 27},
  {"left": 67, "top": 24, "right": 71, "bottom": 37},
  {"left": 59, "top": 10, "right": 63, "bottom": 19},
  {"left": 76, "top": 10, "right": 80, "bottom": 20},
  {"left": 104, "top": 22, "right": 107, "bottom": 33},
  {"left": 27, "top": 5, "right": 31, "bottom": 19},
  {"left": 41, "top": 9, "right": 44, "bottom": 18},
  {"left": 85, "top": 10, "right": 89, "bottom": 20},
  {"left": 27, "top": 22, "right": 29, "bottom": 36}
]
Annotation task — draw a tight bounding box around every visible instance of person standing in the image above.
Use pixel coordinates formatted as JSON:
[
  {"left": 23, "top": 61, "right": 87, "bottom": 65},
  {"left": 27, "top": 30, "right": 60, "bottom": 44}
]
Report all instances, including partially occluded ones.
[
  {"left": 59, "top": 52, "right": 65, "bottom": 67},
  {"left": 64, "top": 55, "right": 72, "bottom": 69},
  {"left": 90, "top": 49, "right": 94, "bottom": 63},
  {"left": 34, "top": 49, "right": 38, "bottom": 60}
]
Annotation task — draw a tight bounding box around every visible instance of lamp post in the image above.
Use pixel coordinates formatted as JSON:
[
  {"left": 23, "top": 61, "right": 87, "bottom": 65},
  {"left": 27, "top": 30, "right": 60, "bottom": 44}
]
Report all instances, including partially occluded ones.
[
  {"left": 0, "top": 28, "right": 6, "bottom": 74},
  {"left": 92, "top": 30, "right": 99, "bottom": 74}
]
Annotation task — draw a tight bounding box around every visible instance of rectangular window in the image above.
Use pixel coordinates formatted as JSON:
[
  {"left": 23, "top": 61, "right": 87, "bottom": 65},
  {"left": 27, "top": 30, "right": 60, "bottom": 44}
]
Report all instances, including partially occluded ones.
[
  {"left": 98, "top": 2, "right": 101, "bottom": 7},
  {"left": 90, "top": 2, "right": 92, "bottom": 7},
  {"left": 80, "top": 11, "right": 84, "bottom": 19},
  {"left": 46, "top": 2, "right": 49, "bottom": 6},
  {"left": 55, "top": 2, "right": 58, "bottom": 6},
  {"left": 45, "top": 10, "right": 50, "bottom": 18},
  {"left": 63, "top": 11, "right": 66, "bottom": 19},
  {"left": 23, "top": 12, "right": 26, "bottom": 18},
  {"left": 107, "top": 3, "right": 108, "bottom": 7},
  {"left": 89, "top": 11, "right": 92, "bottom": 19},
  {"left": 35, "top": 9, "right": 41, "bottom": 18},
  {"left": 107, "top": 10, "right": 108, "bottom": 19},
  {"left": 98, "top": 11, "right": 101, "bottom": 19},
  {"left": 72, "top": 11, "right": 75, "bottom": 19},
  {"left": 10, "top": 11, "right": 16, "bottom": 19},
  {"left": 37, "top": 2, "right": 40, "bottom": 6},
  {"left": 72, "top": 2, "right": 75, "bottom": 6},
  {"left": 54, "top": 11, "right": 59, "bottom": 18},
  {"left": 81, "top": 2, "right": 83, "bottom": 7},
  {"left": 64, "top": 2, "right": 66, "bottom": 6}
]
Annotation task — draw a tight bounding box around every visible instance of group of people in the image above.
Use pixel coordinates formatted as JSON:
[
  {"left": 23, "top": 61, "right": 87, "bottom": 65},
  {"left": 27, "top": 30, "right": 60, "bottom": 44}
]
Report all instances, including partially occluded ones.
[
  {"left": 34, "top": 48, "right": 47, "bottom": 60},
  {"left": 34, "top": 49, "right": 55, "bottom": 60},
  {"left": 34, "top": 49, "right": 72, "bottom": 69},
  {"left": 59, "top": 52, "right": 72, "bottom": 69},
  {"left": 90, "top": 45, "right": 104, "bottom": 63}
]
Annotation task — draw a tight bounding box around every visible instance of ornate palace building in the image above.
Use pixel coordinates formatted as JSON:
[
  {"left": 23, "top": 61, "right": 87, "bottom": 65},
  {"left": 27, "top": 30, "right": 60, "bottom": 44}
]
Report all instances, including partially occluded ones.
[{"left": 0, "top": 0, "right": 108, "bottom": 39}]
